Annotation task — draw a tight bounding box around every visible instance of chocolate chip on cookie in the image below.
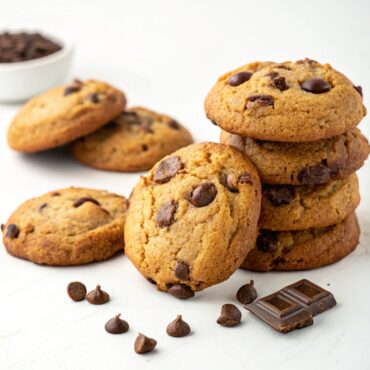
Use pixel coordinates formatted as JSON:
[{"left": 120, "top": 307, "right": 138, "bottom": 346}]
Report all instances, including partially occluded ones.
[
  {"left": 88, "top": 93, "right": 99, "bottom": 103},
  {"left": 246, "top": 95, "right": 274, "bottom": 109},
  {"left": 217, "top": 304, "right": 242, "bottom": 327},
  {"left": 73, "top": 197, "right": 101, "bottom": 208},
  {"left": 189, "top": 183, "right": 217, "bottom": 207},
  {"left": 153, "top": 156, "right": 184, "bottom": 184},
  {"left": 354, "top": 85, "right": 363, "bottom": 98},
  {"left": 301, "top": 78, "right": 331, "bottom": 94},
  {"left": 238, "top": 172, "right": 253, "bottom": 185},
  {"left": 156, "top": 201, "right": 178, "bottom": 228},
  {"left": 168, "top": 119, "right": 180, "bottom": 130},
  {"left": 298, "top": 162, "right": 333, "bottom": 185},
  {"left": 265, "top": 186, "right": 295, "bottom": 206},
  {"left": 168, "top": 284, "right": 195, "bottom": 299},
  {"left": 5, "top": 224, "right": 19, "bottom": 239},
  {"left": 220, "top": 173, "right": 239, "bottom": 193},
  {"left": 257, "top": 231, "right": 278, "bottom": 252},
  {"left": 272, "top": 76, "right": 288, "bottom": 91},
  {"left": 228, "top": 71, "right": 253, "bottom": 86},
  {"left": 63, "top": 79, "right": 83, "bottom": 96},
  {"left": 175, "top": 261, "right": 190, "bottom": 280}
]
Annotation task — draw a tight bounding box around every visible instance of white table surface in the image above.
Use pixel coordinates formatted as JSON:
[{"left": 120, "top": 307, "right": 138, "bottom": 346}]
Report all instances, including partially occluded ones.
[{"left": 1, "top": 1, "right": 369, "bottom": 369}]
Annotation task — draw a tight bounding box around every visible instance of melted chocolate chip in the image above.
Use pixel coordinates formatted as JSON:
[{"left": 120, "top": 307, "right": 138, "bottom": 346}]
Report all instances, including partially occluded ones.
[
  {"left": 63, "top": 79, "right": 83, "bottom": 96},
  {"left": 156, "top": 201, "right": 178, "bottom": 228},
  {"left": 301, "top": 78, "right": 331, "bottom": 94},
  {"left": 257, "top": 231, "right": 278, "bottom": 252},
  {"left": 166, "top": 315, "right": 191, "bottom": 337},
  {"left": 39, "top": 203, "right": 48, "bottom": 212},
  {"left": 88, "top": 93, "right": 99, "bottom": 103},
  {"left": 272, "top": 76, "right": 288, "bottom": 91},
  {"left": 168, "top": 119, "right": 180, "bottom": 130},
  {"left": 134, "top": 333, "right": 157, "bottom": 354},
  {"left": 246, "top": 95, "right": 274, "bottom": 109},
  {"left": 298, "top": 162, "right": 333, "bottom": 185},
  {"left": 236, "top": 280, "right": 257, "bottom": 304},
  {"left": 67, "top": 281, "right": 87, "bottom": 302},
  {"left": 228, "top": 71, "right": 253, "bottom": 86},
  {"left": 153, "top": 156, "right": 184, "bottom": 184},
  {"left": 189, "top": 183, "right": 217, "bottom": 207},
  {"left": 6, "top": 224, "right": 19, "bottom": 239},
  {"left": 168, "top": 284, "right": 194, "bottom": 299},
  {"left": 73, "top": 197, "right": 101, "bottom": 208},
  {"left": 265, "top": 186, "right": 295, "bottom": 206},
  {"left": 220, "top": 174, "right": 239, "bottom": 193},
  {"left": 86, "top": 285, "right": 110, "bottom": 305},
  {"left": 175, "top": 261, "right": 190, "bottom": 280},
  {"left": 217, "top": 304, "right": 242, "bottom": 327},
  {"left": 354, "top": 85, "right": 363, "bottom": 98},
  {"left": 105, "top": 314, "right": 129, "bottom": 334}
]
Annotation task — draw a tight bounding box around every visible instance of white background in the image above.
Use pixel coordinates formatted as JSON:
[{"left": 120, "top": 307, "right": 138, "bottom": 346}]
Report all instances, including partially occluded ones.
[{"left": 0, "top": 1, "right": 369, "bottom": 369}]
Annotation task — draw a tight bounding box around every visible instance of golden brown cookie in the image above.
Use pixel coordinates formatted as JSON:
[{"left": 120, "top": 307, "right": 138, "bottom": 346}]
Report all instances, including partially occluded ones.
[
  {"left": 221, "top": 128, "right": 369, "bottom": 185},
  {"left": 260, "top": 174, "right": 360, "bottom": 231},
  {"left": 8, "top": 79, "right": 126, "bottom": 153},
  {"left": 124, "top": 142, "right": 261, "bottom": 296},
  {"left": 71, "top": 107, "right": 193, "bottom": 172},
  {"left": 2, "top": 188, "right": 127, "bottom": 265},
  {"left": 241, "top": 213, "right": 359, "bottom": 272},
  {"left": 206, "top": 59, "right": 366, "bottom": 142}
]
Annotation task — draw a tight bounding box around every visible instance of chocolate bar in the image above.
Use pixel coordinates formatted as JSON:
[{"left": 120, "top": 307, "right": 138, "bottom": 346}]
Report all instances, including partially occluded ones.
[
  {"left": 245, "top": 279, "right": 336, "bottom": 333},
  {"left": 245, "top": 291, "right": 313, "bottom": 333},
  {"left": 280, "top": 279, "right": 336, "bottom": 316}
]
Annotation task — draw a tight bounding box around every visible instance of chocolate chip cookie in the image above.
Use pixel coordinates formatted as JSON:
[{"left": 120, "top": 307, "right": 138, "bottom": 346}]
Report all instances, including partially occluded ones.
[
  {"left": 71, "top": 107, "right": 193, "bottom": 172},
  {"left": 124, "top": 142, "right": 261, "bottom": 295},
  {"left": 2, "top": 188, "right": 127, "bottom": 265},
  {"left": 8, "top": 79, "right": 126, "bottom": 153},
  {"left": 206, "top": 59, "right": 366, "bottom": 142},
  {"left": 242, "top": 213, "right": 359, "bottom": 271},
  {"left": 260, "top": 174, "right": 360, "bottom": 231},
  {"left": 221, "top": 128, "right": 369, "bottom": 185}
]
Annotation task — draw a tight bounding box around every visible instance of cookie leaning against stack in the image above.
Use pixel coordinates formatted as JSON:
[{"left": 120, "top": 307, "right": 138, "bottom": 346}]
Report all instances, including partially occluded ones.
[
  {"left": 124, "top": 142, "right": 261, "bottom": 298},
  {"left": 205, "top": 59, "right": 369, "bottom": 271}
]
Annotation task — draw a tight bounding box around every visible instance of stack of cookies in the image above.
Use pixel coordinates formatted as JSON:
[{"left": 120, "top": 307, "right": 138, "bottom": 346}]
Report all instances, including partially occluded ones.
[
  {"left": 205, "top": 59, "right": 369, "bottom": 272},
  {"left": 7, "top": 79, "right": 193, "bottom": 172}
]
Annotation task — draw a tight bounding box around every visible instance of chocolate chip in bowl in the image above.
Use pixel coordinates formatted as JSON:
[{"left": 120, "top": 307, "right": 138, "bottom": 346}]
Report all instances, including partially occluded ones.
[{"left": 0, "top": 29, "right": 73, "bottom": 102}]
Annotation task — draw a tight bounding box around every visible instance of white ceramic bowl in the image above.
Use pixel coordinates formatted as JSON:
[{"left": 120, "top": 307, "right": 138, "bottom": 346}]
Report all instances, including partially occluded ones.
[{"left": 0, "top": 30, "right": 74, "bottom": 102}]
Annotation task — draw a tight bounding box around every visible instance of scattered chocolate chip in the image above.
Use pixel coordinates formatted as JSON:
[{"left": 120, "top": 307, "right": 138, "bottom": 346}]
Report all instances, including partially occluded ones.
[
  {"left": 217, "top": 304, "right": 242, "bottom": 327},
  {"left": 246, "top": 95, "right": 274, "bottom": 109},
  {"left": 153, "top": 156, "right": 184, "bottom": 184},
  {"left": 73, "top": 197, "right": 101, "bottom": 208},
  {"left": 105, "top": 314, "right": 129, "bottom": 334},
  {"left": 220, "top": 173, "right": 239, "bottom": 193},
  {"left": 228, "top": 71, "right": 253, "bottom": 86},
  {"left": 64, "top": 79, "right": 83, "bottom": 96},
  {"left": 6, "top": 224, "right": 19, "bottom": 239},
  {"left": 265, "top": 186, "right": 295, "bottom": 206},
  {"left": 168, "top": 284, "right": 194, "bottom": 299},
  {"left": 147, "top": 277, "right": 157, "bottom": 285},
  {"left": 168, "top": 119, "right": 180, "bottom": 130},
  {"left": 272, "top": 76, "right": 288, "bottom": 91},
  {"left": 86, "top": 285, "right": 110, "bottom": 305},
  {"left": 67, "top": 281, "right": 87, "bottom": 302},
  {"left": 189, "top": 183, "right": 217, "bottom": 207},
  {"left": 354, "top": 85, "right": 363, "bottom": 98},
  {"left": 298, "top": 162, "right": 333, "bottom": 185},
  {"left": 301, "top": 78, "right": 331, "bottom": 94},
  {"left": 236, "top": 280, "right": 257, "bottom": 304},
  {"left": 175, "top": 261, "right": 190, "bottom": 280},
  {"left": 134, "top": 333, "right": 157, "bottom": 354},
  {"left": 238, "top": 172, "right": 253, "bottom": 185},
  {"left": 257, "top": 231, "right": 278, "bottom": 252},
  {"left": 166, "top": 315, "right": 191, "bottom": 337},
  {"left": 156, "top": 201, "right": 178, "bottom": 228},
  {"left": 39, "top": 203, "right": 48, "bottom": 211},
  {"left": 88, "top": 93, "right": 99, "bottom": 103}
]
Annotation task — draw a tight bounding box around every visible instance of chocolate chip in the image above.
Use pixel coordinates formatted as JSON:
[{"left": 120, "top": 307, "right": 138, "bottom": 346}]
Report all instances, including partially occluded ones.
[
  {"left": 236, "top": 280, "right": 257, "bottom": 304},
  {"left": 228, "top": 71, "right": 253, "bottom": 86},
  {"left": 301, "top": 78, "right": 331, "bottom": 94},
  {"left": 272, "top": 76, "right": 288, "bottom": 91},
  {"left": 210, "top": 120, "right": 218, "bottom": 126},
  {"left": 147, "top": 277, "right": 157, "bottom": 285},
  {"left": 153, "top": 156, "right": 184, "bottom": 184},
  {"left": 6, "top": 224, "right": 19, "bottom": 239},
  {"left": 298, "top": 162, "right": 333, "bottom": 185},
  {"left": 189, "top": 183, "right": 217, "bottom": 207},
  {"left": 122, "top": 111, "right": 140, "bottom": 124},
  {"left": 142, "top": 144, "right": 148, "bottom": 151},
  {"left": 175, "top": 261, "right": 190, "bottom": 280},
  {"left": 266, "top": 71, "right": 279, "bottom": 79},
  {"left": 168, "top": 119, "right": 180, "bottom": 130},
  {"left": 156, "top": 201, "right": 178, "bottom": 228},
  {"left": 63, "top": 79, "right": 83, "bottom": 96},
  {"left": 67, "top": 281, "right": 87, "bottom": 302},
  {"left": 73, "top": 197, "right": 101, "bottom": 208},
  {"left": 166, "top": 315, "right": 191, "bottom": 337},
  {"left": 296, "top": 58, "right": 317, "bottom": 65},
  {"left": 168, "top": 284, "right": 194, "bottom": 299},
  {"left": 105, "top": 314, "right": 129, "bottom": 334},
  {"left": 39, "top": 203, "right": 48, "bottom": 211},
  {"left": 88, "top": 93, "right": 99, "bottom": 103},
  {"left": 246, "top": 95, "right": 274, "bottom": 109},
  {"left": 354, "top": 85, "right": 363, "bottom": 98},
  {"left": 217, "top": 304, "right": 242, "bottom": 327},
  {"left": 220, "top": 174, "right": 238, "bottom": 193},
  {"left": 265, "top": 186, "right": 295, "bottom": 206},
  {"left": 86, "top": 285, "right": 110, "bottom": 305},
  {"left": 0, "top": 224, "right": 4, "bottom": 232},
  {"left": 238, "top": 172, "right": 253, "bottom": 185},
  {"left": 51, "top": 192, "right": 60, "bottom": 196},
  {"left": 229, "top": 134, "right": 245, "bottom": 152},
  {"left": 257, "top": 231, "right": 278, "bottom": 252},
  {"left": 134, "top": 333, "right": 157, "bottom": 354}
]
